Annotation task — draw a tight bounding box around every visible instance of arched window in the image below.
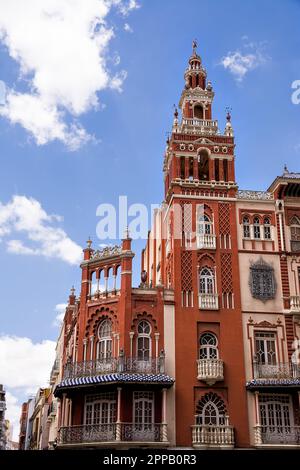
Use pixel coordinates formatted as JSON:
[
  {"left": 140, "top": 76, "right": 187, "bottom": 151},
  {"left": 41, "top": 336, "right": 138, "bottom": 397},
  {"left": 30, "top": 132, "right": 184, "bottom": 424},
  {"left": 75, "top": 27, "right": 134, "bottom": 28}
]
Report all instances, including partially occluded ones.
[
  {"left": 263, "top": 217, "right": 271, "bottom": 240},
  {"left": 199, "top": 268, "right": 215, "bottom": 295},
  {"left": 197, "top": 213, "right": 213, "bottom": 235},
  {"left": 242, "top": 216, "right": 250, "bottom": 238},
  {"left": 194, "top": 104, "right": 203, "bottom": 119},
  {"left": 137, "top": 320, "right": 151, "bottom": 361},
  {"left": 253, "top": 216, "right": 261, "bottom": 239},
  {"left": 199, "top": 333, "right": 218, "bottom": 359},
  {"left": 291, "top": 216, "right": 300, "bottom": 252},
  {"left": 98, "top": 319, "right": 112, "bottom": 360},
  {"left": 198, "top": 150, "right": 209, "bottom": 181},
  {"left": 196, "top": 392, "right": 227, "bottom": 426}
]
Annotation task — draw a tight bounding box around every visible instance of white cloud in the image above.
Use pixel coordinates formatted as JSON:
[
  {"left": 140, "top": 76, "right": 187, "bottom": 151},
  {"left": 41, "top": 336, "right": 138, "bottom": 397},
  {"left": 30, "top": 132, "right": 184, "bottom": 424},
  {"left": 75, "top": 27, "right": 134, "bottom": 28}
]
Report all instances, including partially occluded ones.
[
  {"left": 0, "top": 195, "right": 82, "bottom": 264},
  {"left": 0, "top": 335, "right": 56, "bottom": 441},
  {"left": 118, "top": 0, "right": 140, "bottom": 16},
  {"left": 53, "top": 303, "right": 68, "bottom": 327},
  {"left": 220, "top": 39, "right": 268, "bottom": 82},
  {"left": 124, "top": 23, "right": 133, "bottom": 33},
  {"left": 5, "top": 391, "right": 22, "bottom": 442},
  {"left": 0, "top": 79, "right": 5, "bottom": 105},
  {"left": 0, "top": 0, "right": 138, "bottom": 149},
  {"left": 0, "top": 335, "right": 56, "bottom": 391}
]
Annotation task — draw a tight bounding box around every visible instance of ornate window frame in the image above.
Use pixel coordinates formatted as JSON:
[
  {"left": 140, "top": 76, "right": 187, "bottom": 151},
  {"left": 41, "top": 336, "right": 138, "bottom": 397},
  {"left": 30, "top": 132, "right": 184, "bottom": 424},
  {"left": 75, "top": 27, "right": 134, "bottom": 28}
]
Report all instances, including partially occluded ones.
[
  {"left": 136, "top": 320, "right": 152, "bottom": 360},
  {"left": 199, "top": 332, "right": 219, "bottom": 359},
  {"left": 249, "top": 258, "right": 276, "bottom": 301}
]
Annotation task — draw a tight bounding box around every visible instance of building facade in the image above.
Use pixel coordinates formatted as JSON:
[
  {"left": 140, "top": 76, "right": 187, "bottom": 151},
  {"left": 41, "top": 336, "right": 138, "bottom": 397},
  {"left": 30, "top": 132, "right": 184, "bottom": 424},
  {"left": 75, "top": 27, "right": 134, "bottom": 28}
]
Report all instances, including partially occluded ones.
[
  {"left": 21, "top": 44, "right": 300, "bottom": 450},
  {"left": 19, "top": 402, "right": 28, "bottom": 450},
  {"left": 0, "top": 385, "right": 7, "bottom": 450}
]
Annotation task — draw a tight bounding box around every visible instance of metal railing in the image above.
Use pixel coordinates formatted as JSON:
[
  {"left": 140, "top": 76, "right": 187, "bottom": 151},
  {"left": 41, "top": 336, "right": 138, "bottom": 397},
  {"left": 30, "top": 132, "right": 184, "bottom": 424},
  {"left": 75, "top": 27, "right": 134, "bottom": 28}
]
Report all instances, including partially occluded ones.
[
  {"left": 254, "top": 425, "right": 300, "bottom": 445},
  {"left": 197, "top": 359, "right": 224, "bottom": 384},
  {"left": 198, "top": 293, "right": 219, "bottom": 310},
  {"left": 63, "top": 355, "right": 165, "bottom": 380},
  {"left": 253, "top": 362, "right": 300, "bottom": 380},
  {"left": 191, "top": 425, "right": 234, "bottom": 447},
  {"left": 58, "top": 424, "right": 116, "bottom": 444},
  {"left": 58, "top": 423, "right": 168, "bottom": 445},
  {"left": 120, "top": 423, "right": 168, "bottom": 443}
]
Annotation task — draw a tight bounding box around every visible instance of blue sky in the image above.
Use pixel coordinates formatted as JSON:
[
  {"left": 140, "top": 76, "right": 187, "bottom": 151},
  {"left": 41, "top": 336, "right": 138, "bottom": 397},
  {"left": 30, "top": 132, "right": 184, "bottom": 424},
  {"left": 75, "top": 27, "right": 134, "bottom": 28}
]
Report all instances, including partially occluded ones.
[{"left": 0, "top": 0, "right": 299, "bottom": 439}]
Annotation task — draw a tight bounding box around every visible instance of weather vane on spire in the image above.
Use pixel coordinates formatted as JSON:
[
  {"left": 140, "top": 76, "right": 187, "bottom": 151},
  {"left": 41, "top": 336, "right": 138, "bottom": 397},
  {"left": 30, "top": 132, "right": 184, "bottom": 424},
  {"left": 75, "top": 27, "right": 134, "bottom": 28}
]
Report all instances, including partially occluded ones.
[{"left": 192, "top": 39, "right": 197, "bottom": 54}]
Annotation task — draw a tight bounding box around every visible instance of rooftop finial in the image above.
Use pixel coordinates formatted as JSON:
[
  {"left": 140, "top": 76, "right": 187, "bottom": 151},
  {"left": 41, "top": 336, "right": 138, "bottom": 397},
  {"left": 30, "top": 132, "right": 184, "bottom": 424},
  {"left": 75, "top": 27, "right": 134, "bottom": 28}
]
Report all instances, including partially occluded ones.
[
  {"left": 70, "top": 285, "right": 75, "bottom": 296},
  {"left": 283, "top": 164, "right": 289, "bottom": 175},
  {"left": 173, "top": 104, "right": 178, "bottom": 119},
  {"left": 86, "top": 237, "right": 92, "bottom": 249},
  {"left": 226, "top": 106, "right": 232, "bottom": 122},
  {"left": 192, "top": 39, "right": 198, "bottom": 55},
  {"left": 124, "top": 226, "right": 130, "bottom": 239}
]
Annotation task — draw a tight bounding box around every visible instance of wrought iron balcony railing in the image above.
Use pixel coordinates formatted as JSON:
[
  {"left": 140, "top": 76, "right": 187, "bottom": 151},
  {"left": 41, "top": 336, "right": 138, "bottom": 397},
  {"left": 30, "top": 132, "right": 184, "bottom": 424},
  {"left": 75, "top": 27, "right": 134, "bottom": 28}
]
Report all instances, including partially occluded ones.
[
  {"left": 198, "top": 293, "right": 219, "bottom": 310},
  {"left": 197, "top": 359, "right": 224, "bottom": 385},
  {"left": 59, "top": 424, "right": 116, "bottom": 444},
  {"left": 254, "top": 425, "right": 300, "bottom": 445},
  {"left": 58, "top": 423, "right": 168, "bottom": 445},
  {"left": 196, "top": 234, "right": 216, "bottom": 250},
  {"left": 191, "top": 425, "right": 234, "bottom": 448},
  {"left": 63, "top": 355, "right": 165, "bottom": 380},
  {"left": 253, "top": 362, "right": 300, "bottom": 380},
  {"left": 290, "top": 296, "right": 300, "bottom": 313},
  {"left": 120, "top": 423, "right": 168, "bottom": 443}
]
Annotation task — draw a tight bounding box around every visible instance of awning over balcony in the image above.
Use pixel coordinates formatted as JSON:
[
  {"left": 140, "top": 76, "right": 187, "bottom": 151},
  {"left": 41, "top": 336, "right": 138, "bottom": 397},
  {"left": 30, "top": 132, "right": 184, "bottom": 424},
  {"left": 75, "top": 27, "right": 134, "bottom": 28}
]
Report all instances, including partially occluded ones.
[
  {"left": 54, "top": 373, "right": 174, "bottom": 397},
  {"left": 246, "top": 378, "right": 300, "bottom": 391}
]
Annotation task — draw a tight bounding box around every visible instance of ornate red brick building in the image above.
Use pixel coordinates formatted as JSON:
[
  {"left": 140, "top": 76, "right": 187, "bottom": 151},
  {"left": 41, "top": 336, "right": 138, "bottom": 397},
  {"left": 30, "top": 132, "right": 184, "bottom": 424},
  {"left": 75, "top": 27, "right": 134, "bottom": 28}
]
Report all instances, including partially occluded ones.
[{"left": 53, "top": 44, "right": 300, "bottom": 449}]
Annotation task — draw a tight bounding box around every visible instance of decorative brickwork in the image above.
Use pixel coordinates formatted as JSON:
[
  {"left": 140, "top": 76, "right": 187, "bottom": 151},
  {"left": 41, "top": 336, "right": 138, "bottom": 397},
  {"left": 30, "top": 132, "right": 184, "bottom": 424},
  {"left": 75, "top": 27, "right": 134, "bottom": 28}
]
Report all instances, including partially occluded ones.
[
  {"left": 219, "top": 203, "right": 230, "bottom": 235},
  {"left": 221, "top": 253, "right": 233, "bottom": 293},
  {"left": 181, "top": 251, "right": 192, "bottom": 291}
]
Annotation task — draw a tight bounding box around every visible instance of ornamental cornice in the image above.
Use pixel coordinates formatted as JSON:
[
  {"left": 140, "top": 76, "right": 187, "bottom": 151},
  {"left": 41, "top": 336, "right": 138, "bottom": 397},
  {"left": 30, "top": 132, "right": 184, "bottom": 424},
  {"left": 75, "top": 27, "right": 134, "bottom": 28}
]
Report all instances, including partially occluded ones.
[{"left": 237, "top": 190, "right": 274, "bottom": 201}]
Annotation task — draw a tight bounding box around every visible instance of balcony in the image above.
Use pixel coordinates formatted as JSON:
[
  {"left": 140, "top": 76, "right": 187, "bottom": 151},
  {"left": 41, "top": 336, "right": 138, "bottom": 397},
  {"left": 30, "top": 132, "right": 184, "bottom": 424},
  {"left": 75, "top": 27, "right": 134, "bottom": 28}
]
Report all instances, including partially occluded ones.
[
  {"left": 50, "top": 359, "right": 60, "bottom": 384},
  {"left": 197, "top": 234, "right": 216, "bottom": 250},
  {"left": 191, "top": 425, "right": 234, "bottom": 449},
  {"left": 253, "top": 362, "right": 300, "bottom": 380},
  {"left": 63, "top": 356, "right": 165, "bottom": 380},
  {"left": 58, "top": 423, "right": 168, "bottom": 447},
  {"left": 89, "top": 289, "right": 121, "bottom": 301},
  {"left": 254, "top": 425, "right": 300, "bottom": 446},
  {"left": 197, "top": 359, "right": 224, "bottom": 385},
  {"left": 0, "top": 400, "right": 6, "bottom": 412},
  {"left": 181, "top": 118, "right": 219, "bottom": 135},
  {"left": 290, "top": 296, "right": 300, "bottom": 313},
  {"left": 198, "top": 293, "right": 219, "bottom": 310}
]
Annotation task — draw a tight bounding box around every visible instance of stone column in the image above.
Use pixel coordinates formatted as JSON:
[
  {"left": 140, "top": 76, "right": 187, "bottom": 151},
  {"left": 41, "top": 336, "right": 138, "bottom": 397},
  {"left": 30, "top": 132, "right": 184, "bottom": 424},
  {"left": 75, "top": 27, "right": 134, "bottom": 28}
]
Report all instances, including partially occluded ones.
[
  {"left": 116, "top": 387, "right": 122, "bottom": 441},
  {"left": 83, "top": 338, "right": 87, "bottom": 361},
  {"left": 155, "top": 333, "right": 160, "bottom": 359},
  {"left": 161, "top": 388, "right": 168, "bottom": 442},
  {"left": 254, "top": 391, "right": 262, "bottom": 445},
  {"left": 89, "top": 335, "right": 94, "bottom": 361},
  {"left": 129, "top": 332, "right": 134, "bottom": 357}
]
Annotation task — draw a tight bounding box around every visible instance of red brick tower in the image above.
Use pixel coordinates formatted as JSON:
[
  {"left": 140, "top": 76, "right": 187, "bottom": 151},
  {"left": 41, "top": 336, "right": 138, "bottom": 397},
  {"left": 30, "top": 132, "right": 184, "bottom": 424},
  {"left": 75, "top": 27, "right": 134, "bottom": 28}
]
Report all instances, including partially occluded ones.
[{"left": 161, "top": 42, "right": 250, "bottom": 447}]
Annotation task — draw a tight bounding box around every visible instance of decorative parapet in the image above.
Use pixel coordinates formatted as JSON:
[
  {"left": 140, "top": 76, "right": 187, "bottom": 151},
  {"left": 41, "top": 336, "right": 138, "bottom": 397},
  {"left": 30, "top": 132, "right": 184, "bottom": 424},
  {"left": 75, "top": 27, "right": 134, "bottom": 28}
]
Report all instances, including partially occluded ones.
[
  {"left": 237, "top": 190, "right": 273, "bottom": 201},
  {"left": 90, "top": 245, "right": 122, "bottom": 260}
]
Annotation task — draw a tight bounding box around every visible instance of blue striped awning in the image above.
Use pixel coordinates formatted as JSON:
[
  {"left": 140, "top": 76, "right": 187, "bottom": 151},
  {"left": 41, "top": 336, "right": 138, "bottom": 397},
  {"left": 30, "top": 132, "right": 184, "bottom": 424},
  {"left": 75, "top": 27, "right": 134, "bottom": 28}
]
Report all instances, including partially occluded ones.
[
  {"left": 246, "top": 378, "right": 300, "bottom": 390},
  {"left": 54, "top": 373, "right": 174, "bottom": 396}
]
